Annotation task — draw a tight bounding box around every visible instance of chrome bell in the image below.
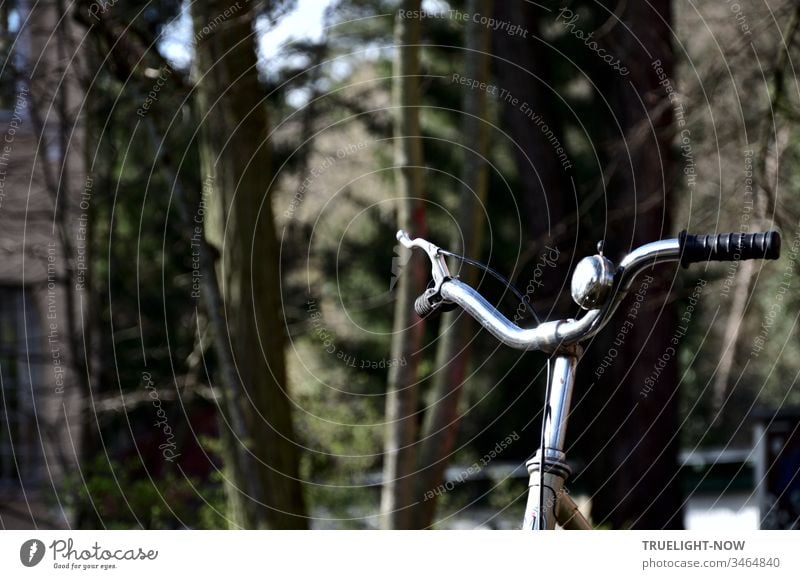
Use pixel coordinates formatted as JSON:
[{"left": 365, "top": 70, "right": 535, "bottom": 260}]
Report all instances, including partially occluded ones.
[{"left": 571, "top": 254, "right": 615, "bottom": 309}]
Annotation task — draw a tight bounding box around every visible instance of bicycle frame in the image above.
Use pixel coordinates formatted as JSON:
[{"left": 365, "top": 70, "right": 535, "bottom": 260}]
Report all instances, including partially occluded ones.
[{"left": 523, "top": 351, "right": 591, "bottom": 530}]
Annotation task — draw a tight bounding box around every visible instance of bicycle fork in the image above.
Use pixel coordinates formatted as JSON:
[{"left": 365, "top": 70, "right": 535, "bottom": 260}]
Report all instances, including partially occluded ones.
[{"left": 522, "top": 351, "right": 591, "bottom": 530}]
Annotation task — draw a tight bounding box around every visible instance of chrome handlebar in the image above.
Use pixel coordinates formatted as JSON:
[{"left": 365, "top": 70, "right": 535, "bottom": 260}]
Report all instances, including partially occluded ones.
[
  {"left": 440, "top": 279, "right": 604, "bottom": 351},
  {"left": 396, "top": 230, "right": 682, "bottom": 353}
]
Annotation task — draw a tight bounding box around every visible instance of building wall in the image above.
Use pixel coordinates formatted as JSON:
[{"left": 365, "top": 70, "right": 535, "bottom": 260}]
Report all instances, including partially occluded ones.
[{"left": 0, "top": 0, "right": 85, "bottom": 529}]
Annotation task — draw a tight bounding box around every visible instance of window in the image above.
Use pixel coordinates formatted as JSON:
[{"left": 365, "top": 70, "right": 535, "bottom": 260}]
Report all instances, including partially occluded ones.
[
  {"left": 0, "top": 1, "right": 23, "bottom": 111},
  {"left": 0, "top": 287, "right": 44, "bottom": 490}
]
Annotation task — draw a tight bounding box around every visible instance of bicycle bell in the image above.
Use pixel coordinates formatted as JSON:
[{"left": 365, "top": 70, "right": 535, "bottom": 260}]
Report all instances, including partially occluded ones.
[{"left": 570, "top": 248, "right": 615, "bottom": 310}]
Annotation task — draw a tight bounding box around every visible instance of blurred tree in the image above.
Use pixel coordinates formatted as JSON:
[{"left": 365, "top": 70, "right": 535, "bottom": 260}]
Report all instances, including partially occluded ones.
[
  {"left": 69, "top": 0, "right": 308, "bottom": 529},
  {"left": 493, "top": 1, "right": 571, "bottom": 249},
  {"left": 380, "top": 0, "right": 427, "bottom": 530},
  {"left": 191, "top": 0, "right": 307, "bottom": 528},
  {"left": 412, "top": 0, "right": 493, "bottom": 529},
  {"left": 579, "top": 0, "right": 682, "bottom": 529},
  {"left": 711, "top": 4, "right": 800, "bottom": 410},
  {"left": 477, "top": 0, "right": 686, "bottom": 528}
]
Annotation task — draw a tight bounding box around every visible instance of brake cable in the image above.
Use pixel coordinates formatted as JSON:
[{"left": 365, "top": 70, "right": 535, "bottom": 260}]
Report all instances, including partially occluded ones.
[{"left": 438, "top": 249, "right": 541, "bottom": 325}]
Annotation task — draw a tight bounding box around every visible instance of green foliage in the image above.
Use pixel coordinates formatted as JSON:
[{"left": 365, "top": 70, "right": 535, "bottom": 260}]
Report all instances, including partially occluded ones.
[{"left": 60, "top": 455, "right": 227, "bottom": 529}]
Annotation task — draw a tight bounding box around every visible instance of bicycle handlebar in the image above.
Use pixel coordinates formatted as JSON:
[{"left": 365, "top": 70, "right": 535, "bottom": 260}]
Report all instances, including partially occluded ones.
[
  {"left": 438, "top": 279, "right": 604, "bottom": 351},
  {"left": 396, "top": 229, "right": 781, "bottom": 353}
]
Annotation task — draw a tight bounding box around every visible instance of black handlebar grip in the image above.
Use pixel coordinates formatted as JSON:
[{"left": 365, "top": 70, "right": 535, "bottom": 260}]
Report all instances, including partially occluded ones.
[{"left": 678, "top": 230, "right": 781, "bottom": 268}]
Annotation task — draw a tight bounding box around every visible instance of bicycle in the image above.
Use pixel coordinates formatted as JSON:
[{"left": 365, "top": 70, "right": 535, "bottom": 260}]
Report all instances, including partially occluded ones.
[{"left": 395, "top": 228, "right": 782, "bottom": 529}]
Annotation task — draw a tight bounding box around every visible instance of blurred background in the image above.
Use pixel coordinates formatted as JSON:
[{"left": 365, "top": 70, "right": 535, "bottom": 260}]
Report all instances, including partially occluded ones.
[{"left": 1, "top": 0, "right": 799, "bottom": 530}]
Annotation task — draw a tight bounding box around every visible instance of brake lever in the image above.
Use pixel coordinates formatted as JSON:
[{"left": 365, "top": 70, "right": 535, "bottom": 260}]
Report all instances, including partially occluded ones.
[{"left": 396, "top": 230, "right": 452, "bottom": 295}]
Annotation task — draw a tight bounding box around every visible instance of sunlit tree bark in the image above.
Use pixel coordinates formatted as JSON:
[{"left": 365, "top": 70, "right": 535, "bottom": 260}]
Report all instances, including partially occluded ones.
[
  {"left": 192, "top": 0, "right": 307, "bottom": 529},
  {"left": 411, "top": 0, "right": 493, "bottom": 529},
  {"left": 380, "top": 0, "right": 426, "bottom": 530}
]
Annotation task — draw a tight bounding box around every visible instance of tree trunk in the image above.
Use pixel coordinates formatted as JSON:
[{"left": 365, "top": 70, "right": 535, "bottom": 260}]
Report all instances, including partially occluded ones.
[
  {"left": 582, "top": 0, "right": 682, "bottom": 529},
  {"left": 492, "top": 1, "right": 572, "bottom": 247},
  {"left": 191, "top": 0, "right": 307, "bottom": 529},
  {"left": 411, "top": 0, "right": 492, "bottom": 529},
  {"left": 380, "top": 0, "right": 426, "bottom": 530}
]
